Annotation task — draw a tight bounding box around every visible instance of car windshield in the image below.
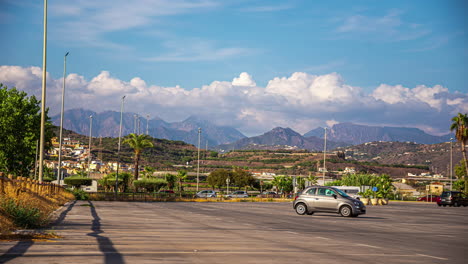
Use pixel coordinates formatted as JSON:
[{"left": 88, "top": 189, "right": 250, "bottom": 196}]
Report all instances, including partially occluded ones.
[
  {"left": 334, "top": 188, "right": 350, "bottom": 198},
  {"left": 441, "top": 192, "right": 450, "bottom": 198}
]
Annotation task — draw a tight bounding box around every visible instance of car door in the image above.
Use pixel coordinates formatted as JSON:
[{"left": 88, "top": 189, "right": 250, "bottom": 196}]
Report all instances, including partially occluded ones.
[
  {"left": 314, "top": 187, "right": 340, "bottom": 212},
  {"left": 301, "top": 187, "right": 317, "bottom": 209}
]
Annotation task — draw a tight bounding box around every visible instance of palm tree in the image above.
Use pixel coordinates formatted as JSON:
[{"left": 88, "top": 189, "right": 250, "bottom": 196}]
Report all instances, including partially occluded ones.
[
  {"left": 123, "top": 133, "right": 154, "bottom": 181},
  {"left": 450, "top": 113, "right": 468, "bottom": 193}
]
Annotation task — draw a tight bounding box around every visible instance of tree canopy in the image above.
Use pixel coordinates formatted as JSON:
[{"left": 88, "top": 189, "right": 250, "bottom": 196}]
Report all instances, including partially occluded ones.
[
  {"left": 0, "top": 84, "right": 53, "bottom": 176},
  {"left": 450, "top": 112, "right": 468, "bottom": 193}
]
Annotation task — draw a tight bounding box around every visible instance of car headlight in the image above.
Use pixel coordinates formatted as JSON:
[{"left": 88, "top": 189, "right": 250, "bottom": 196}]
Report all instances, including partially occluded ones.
[{"left": 353, "top": 201, "right": 360, "bottom": 207}]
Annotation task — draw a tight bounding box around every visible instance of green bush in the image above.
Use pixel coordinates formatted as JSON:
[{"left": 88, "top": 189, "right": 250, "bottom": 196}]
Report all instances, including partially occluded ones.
[
  {"left": 134, "top": 178, "right": 167, "bottom": 192},
  {"left": 72, "top": 189, "right": 89, "bottom": 200},
  {"left": 64, "top": 177, "right": 92, "bottom": 188},
  {"left": 0, "top": 198, "right": 43, "bottom": 229}
]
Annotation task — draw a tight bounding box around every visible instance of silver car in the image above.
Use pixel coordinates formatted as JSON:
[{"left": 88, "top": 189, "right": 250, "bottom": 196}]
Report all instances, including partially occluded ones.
[
  {"left": 225, "top": 190, "right": 249, "bottom": 198},
  {"left": 293, "top": 186, "right": 366, "bottom": 217},
  {"left": 195, "top": 190, "right": 217, "bottom": 198}
]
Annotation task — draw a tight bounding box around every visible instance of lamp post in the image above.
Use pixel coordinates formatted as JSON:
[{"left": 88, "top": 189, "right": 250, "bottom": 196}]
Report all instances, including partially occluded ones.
[
  {"left": 450, "top": 138, "right": 453, "bottom": 191},
  {"left": 87, "top": 115, "right": 93, "bottom": 178},
  {"left": 146, "top": 114, "right": 149, "bottom": 135},
  {"left": 226, "top": 177, "right": 230, "bottom": 195},
  {"left": 115, "top": 96, "right": 126, "bottom": 197},
  {"left": 38, "top": 0, "right": 48, "bottom": 182},
  {"left": 196, "top": 127, "right": 201, "bottom": 192},
  {"left": 57, "top": 51, "right": 69, "bottom": 185},
  {"left": 323, "top": 127, "right": 327, "bottom": 185},
  {"left": 134, "top": 114, "right": 137, "bottom": 134}
]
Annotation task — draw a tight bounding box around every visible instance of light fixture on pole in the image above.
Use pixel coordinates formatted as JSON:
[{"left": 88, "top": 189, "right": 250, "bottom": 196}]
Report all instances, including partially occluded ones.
[
  {"left": 115, "top": 96, "right": 126, "bottom": 197},
  {"left": 57, "top": 51, "right": 69, "bottom": 185},
  {"left": 38, "top": 0, "right": 48, "bottom": 183},
  {"left": 87, "top": 115, "right": 93, "bottom": 178},
  {"left": 450, "top": 138, "right": 453, "bottom": 191},
  {"left": 197, "top": 127, "right": 201, "bottom": 192},
  {"left": 323, "top": 127, "right": 327, "bottom": 185}
]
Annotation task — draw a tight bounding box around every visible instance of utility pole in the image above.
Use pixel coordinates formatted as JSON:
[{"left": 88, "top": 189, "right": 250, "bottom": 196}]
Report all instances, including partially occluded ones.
[
  {"left": 87, "top": 115, "right": 93, "bottom": 178},
  {"left": 197, "top": 127, "right": 201, "bottom": 192},
  {"left": 146, "top": 114, "right": 149, "bottom": 135},
  {"left": 450, "top": 138, "right": 453, "bottom": 191},
  {"left": 38, "top": 0, "right": 48, "bottom": 182},
  {"left": 134, "top": 114, "right": 137, "bottom": 134},
  {"left": 323, "top": 127, "right": 327, "bottom": 185},
  {"left": 57, "top": 51, "right": 69, "bottom": 185},
  {"left": 115, "top": 96, "right": 126, "bottom": 198}
]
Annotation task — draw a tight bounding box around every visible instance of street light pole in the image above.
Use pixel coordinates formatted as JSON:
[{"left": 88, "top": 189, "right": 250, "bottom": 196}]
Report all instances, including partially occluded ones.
[
  {"left": 38, "top": 0, "right": 48, "bottom": 182},
  {"left": 57, "top": 51, "right": 69, "bottom": 185},
  {"left": 134, "top": 114, "right": 137, "bottom": 134},
  {"left": 146, "top": 114, "right": 149, "bottom": 135},
  {"left": 323, "top": 127, "right": 327, "bottom": 185},
  {"left": 115, "top": 96, "right": 126, "bottom": 197},
  {"left": 87, "top": 115, "right": 93, "bottom": 178},
  {"left": 450, "top": 138, "right": 453, "bottom": 191},
  {"left": 197, "top": 127, "right": 201, "bottom": 192}
]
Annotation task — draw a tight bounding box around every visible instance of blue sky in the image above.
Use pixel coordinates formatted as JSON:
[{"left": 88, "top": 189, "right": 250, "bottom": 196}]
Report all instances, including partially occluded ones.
[{"left": 0, "top": 0, "right": 467, "bottom": 136}]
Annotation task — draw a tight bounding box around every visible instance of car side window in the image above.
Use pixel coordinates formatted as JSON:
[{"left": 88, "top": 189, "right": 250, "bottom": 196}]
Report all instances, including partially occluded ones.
[
  {"left": 317, "top": 188, "right": 327, "bottom": 196},
  {"left": 306, "top": 188, "right": 317, "bottom": 195}
]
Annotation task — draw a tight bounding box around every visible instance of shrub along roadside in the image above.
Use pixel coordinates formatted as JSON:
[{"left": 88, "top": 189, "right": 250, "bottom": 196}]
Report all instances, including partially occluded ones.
[{"left": 0, "top": 198, "right": 43, "bottom": 229}]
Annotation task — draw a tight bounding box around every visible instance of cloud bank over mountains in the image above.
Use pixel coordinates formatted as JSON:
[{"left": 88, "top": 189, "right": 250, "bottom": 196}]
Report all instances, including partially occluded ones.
[{"left": 1, "top": 65, "right": 466, "bottom": 136}]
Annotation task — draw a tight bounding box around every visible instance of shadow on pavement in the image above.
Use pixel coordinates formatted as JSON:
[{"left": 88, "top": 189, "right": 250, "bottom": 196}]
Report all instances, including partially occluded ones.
[
  {"left": 52, "top": 200, "right": 77, "bottom": 226},
  {"left": 0, "top": 240, "right": 34, "bottom": 263},
  {"left": 87, "top": 201, "right": 125, "bottom": 264},
  {"left": 0, "top": 200, "right": 78, "bottom": 263}
]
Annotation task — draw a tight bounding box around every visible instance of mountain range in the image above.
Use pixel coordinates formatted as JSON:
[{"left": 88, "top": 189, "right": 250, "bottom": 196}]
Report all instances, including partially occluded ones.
[
  {"left": 51, "top": 109, "right": 246, "bottom": 146},
  {"left": 52, "top": 109, "right": 452, "bottom": 149},
  {"left": 216, "top": 127, "right": 348, "bottom": 152},
  {"left": 304, "top": 123, "right": 452, "bottom": 145}
]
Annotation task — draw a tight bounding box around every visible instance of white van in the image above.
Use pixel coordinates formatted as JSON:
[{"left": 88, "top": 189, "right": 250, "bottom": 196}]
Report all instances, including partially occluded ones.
[{"left": 332, "top": 186, "right": 361, "bottom": 199}]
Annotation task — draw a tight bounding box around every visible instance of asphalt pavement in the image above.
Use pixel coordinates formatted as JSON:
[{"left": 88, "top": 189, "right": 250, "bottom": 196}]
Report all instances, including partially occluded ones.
[{"left": 1, "top": 200, "right": 467, "bottom": 264}]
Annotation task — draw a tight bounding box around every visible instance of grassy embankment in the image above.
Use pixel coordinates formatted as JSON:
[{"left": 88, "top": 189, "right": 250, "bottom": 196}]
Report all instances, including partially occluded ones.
[{"left": 0, "top": 173, "right": 74, "bottom": 237}]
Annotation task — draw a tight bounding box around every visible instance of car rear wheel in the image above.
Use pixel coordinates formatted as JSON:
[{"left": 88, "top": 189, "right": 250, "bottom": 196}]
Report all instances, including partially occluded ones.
[
  {"left": 295, "top": 203, "right": 307, "bottom": 215},
  {"left": 454, "top": 202, "right": 459, "bottom": 207},
  {"left": 437, "top": 204, "right": 441, "bottom": 207},
  {"left": 443, "top": 205, "right": 447, "bottom": 207},
  {"left": 339, "top": 205, "right": 352, "bottom": 217}
]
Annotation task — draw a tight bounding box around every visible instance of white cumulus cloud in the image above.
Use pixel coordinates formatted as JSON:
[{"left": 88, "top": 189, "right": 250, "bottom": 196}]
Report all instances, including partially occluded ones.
[{"left": 1, "top": 65, "right": 466, "bottom": 136}]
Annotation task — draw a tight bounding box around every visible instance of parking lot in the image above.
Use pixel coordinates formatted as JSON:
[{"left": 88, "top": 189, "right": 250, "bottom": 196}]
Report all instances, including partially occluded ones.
[{"left": 1, "top": 201, "right": 467, "bottom": 264}]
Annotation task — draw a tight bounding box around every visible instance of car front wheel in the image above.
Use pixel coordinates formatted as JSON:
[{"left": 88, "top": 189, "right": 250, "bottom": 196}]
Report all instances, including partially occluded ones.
[
  {"left": 295, "top": 203, "right": 307, "bottom": 215},
  {"left": 339, "top": 205, "right": 353, "bottom": 217}
]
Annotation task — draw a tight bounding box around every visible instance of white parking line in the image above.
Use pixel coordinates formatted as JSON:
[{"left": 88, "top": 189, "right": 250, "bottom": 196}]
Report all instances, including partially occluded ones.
[
  {"left": 416, "top": 254, "right": 449, "bottom": 260},
  {"left": 356, "top": 243, "right": 381, "bottom": 249},
  {"left": 315, "top": 236, "right": 331, "bottom": 240}
]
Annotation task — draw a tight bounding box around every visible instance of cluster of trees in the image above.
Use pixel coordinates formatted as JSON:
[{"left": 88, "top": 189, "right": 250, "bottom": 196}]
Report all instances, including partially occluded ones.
[
  {"left": 0, "top": 84, "right": 53, "bottom": 176},
  {"left": 326, "top": 173, "right": 393, "bottom": 198},
  {"left": 207, "top": 168, "right": 256, "bottom": 189}
]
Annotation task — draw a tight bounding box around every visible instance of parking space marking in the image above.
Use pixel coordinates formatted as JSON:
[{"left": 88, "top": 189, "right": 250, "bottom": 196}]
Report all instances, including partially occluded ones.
[
  {"left": 356, "top": 243, "right": 381, "bottom": 249},
  {"left": 315, "top": 236, "right": 331, "bottom": 240},
  {"left": 416, "top": 254, "right": 448, "bottom": 260}
]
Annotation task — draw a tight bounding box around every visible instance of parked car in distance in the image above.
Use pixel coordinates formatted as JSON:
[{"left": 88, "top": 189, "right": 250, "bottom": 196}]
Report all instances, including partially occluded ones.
[
  {"left": 195, "top": 190, "right": 217, "bottom": 198},
  {"left": 417, "top": 195, "right": 440, "bottom": 202},
  {"left": 437, "top": 191, "right": 468, "bottom": 207},
  {"left": 293, "top": 186, "right": 366, "bottom": 217},
  {"left": 257, "top": 191, "right": 280, "bottom": 198},
  {"left": 225, "top": 190, "right": 249, "bottom": 198}
]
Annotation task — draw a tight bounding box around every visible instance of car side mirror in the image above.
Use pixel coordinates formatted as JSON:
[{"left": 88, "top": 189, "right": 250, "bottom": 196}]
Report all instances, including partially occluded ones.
[{"left": 333, "top": 194, "right": 337, "bottom": 199}]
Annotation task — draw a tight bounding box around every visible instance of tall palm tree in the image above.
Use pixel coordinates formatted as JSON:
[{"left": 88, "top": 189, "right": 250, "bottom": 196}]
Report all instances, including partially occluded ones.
[
  {"left": 123, "top": 133, "right": 154, "bottom": 181},
  {"left": 450, "top": 113, "right": 468, "bottom": 193}
]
